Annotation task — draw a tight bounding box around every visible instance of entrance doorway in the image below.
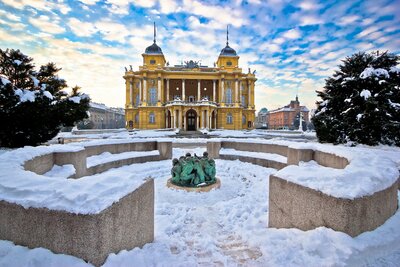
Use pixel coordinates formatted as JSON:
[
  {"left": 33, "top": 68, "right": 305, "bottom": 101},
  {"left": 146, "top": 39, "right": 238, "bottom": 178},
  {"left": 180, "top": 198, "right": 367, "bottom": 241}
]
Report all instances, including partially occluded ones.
[{"left": 186, "top": 110, "right": 197, "bottom": 131}]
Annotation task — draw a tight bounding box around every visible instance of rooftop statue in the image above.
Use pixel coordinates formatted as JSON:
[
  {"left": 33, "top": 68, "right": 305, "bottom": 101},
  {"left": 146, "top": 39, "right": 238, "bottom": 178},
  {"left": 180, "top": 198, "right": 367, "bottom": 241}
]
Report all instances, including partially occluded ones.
[{"left": 171, "top": 152, "right": 216, "bottom": 187}]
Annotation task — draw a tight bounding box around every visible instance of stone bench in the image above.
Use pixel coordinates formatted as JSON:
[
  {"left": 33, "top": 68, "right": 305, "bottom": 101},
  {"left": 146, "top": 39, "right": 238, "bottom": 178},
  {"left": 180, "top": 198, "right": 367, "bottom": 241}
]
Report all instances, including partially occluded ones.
[
  {"left": 207, "top": 140, "right": 399, "bottom": 237},
  {"left": 0, "top": 140, "right": 172, "bottom": 266}
]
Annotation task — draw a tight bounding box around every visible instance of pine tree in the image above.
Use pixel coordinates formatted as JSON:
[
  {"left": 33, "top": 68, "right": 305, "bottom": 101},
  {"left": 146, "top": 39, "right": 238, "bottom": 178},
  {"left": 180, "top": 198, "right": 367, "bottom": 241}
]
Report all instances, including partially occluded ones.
[
  {"left": 312, "top": 51, "right": 400, "bottom": 146},
  {"left": 0, "top": 48, "right": 90, "bottom": 148}
]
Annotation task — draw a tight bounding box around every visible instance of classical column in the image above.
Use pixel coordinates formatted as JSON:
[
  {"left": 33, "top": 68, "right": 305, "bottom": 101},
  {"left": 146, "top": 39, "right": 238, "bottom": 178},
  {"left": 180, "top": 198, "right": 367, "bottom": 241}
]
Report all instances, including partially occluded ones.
[
  {"left": 239, "top": 80, "right": 242, "bottom": 106},
  {"left": 138, "top": 79, "right": 142, "bottom": 104},
  {"left": 143, "top": 78, "right": 147, "bottom": 105},
  {"left": 201, "top": 110, "right": 204, "bottom": 129},
  {"left": 184, "top": 113, "right": 187, "bottom": 130},
  {"left": 129, "top": 81, "right": 133, "bottom": 106},
  {"left": 214, "top": 112, "right": 217, "bottom": 129},
  {"left": 166, "top": 79, "right": 170, "bottom": 101},
  {"left": 173, "top": 110, "right": 176, "bottom": 129},
  {"left": 248, "top": 81, "right": 251, "bottom": 108},
  {"left": 157, "top": 77, "right": 161, "bottom": 104},
  {"left": 212, "top": 80, "right": 216, "bottom": 102},
  {"left": 178, "top": 109, "right": 182, "bottom": 129},
  {"left": 197, "top": 79, "right": 201, "bottom": 101},
  {"left": 221, "top": 79, "right": 225, "bottom": 104},
  {"left": 235, "top": 79, "right": 239, "bottom": 106},
  {"left": 182, "top": 79, "right": 185, "bottom": 101},
  {"left": 165, "top": 112, "right": 168, "bottom": 128}
]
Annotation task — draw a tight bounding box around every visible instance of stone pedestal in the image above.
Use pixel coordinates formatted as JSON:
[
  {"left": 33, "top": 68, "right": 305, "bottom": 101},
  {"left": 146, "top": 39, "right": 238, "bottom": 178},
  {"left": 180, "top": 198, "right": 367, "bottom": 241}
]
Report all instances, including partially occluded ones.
[{"left": 166, "top": 178, "right": 221, "bottom": 192}]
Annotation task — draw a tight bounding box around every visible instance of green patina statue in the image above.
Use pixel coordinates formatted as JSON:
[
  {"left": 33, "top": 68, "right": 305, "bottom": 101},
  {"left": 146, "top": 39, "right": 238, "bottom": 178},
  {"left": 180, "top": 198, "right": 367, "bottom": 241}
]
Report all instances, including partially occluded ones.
[{"left": 171, "top": 152, "right": 216, "bottom": 187}]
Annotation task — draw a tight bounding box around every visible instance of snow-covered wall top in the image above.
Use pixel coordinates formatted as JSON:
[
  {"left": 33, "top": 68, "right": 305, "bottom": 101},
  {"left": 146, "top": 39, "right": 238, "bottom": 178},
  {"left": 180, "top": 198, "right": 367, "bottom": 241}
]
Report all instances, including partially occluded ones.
[{"left": 0, "top": 143, "right": 158, "bottom": 214}]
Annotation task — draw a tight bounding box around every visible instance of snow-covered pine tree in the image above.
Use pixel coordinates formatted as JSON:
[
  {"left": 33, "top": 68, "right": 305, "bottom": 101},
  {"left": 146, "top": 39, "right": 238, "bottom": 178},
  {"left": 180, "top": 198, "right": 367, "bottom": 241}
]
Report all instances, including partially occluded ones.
[
  {"left": 0, "top": 48, "right": 90, "bottom": 148},
  {"left": 312, "top": 51, "right": 400, "bottom": 146}
]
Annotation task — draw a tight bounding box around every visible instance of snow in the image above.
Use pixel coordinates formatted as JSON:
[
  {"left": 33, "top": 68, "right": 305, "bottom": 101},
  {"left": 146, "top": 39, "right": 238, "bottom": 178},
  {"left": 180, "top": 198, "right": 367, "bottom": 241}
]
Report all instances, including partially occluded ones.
[
  {"left": 0, "top": 147, "right": 399, "bottom": 266},
  {"left": 14, "top": 88, "right": 36, "bottom": 102},
  {"left": 220, "top": 148, "right": 287, "bottom": 163},
  {"left": 0, "top": 76, "right": 10, "bottom": 85},
  {"left": 69, "top": 96, "right": 82, "bottom": 103},
  {"left": 43, "top": 90, "right": 53, "bottom": 99},
  {"left": 0, "top": 144, "right": 153, "bottom": 214},
  {"left": 360, "top": 89, "right": 371, "bottom": 100},
  {"left": 44, "top": 164, "right": 75, "bottom": 178},
  {"left": 13, "top": 59, "right": 22, "bottom": 65},
  {"left": 360, "top": 67, "right": 390, "bottom": 79},
  {"left": 356, "top": 114, "right": 363, "bottom": 121},
  {"left": 388, "top": 99, "right": 400, "bottom": 109},
  {"left": 30, "top": 75, "right": 39, "bottom": 87},
  {"left": 87, "top": 150, "right": 160, "bottom": 168},
  {"left": 389, "top": 66, "right": 400, "bottom": 73}
]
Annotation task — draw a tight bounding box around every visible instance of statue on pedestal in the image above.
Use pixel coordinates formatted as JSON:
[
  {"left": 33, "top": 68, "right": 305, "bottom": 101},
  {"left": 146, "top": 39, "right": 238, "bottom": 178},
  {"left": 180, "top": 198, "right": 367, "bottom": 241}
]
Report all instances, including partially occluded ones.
[{"left": 171, "top": 152, "right": 216, "bottom": 187}]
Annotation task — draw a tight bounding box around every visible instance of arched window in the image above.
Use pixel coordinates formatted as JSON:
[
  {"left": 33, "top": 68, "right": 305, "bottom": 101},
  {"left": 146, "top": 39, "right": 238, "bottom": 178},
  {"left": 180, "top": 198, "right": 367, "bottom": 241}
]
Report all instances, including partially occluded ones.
[
  {"left": 242, "top": 115, "right": 246, "bottom": 125},
  {"left": 128, "top": 120, "right": 133, "bottom": 128},
  {"left": 135, "top": 94, "right": 140, "bottom": 107},
  {"left": 149, "top": 112, "right": 155, "bottom": 124},
  {"left": 241, "top": 95, "right": 246, "bottom": 107},
  {"left": 149, "top": 88, "right": 157, "bottom": 106},
  {"left": 135, "top": 113, "right": 139, "bottom": 123},
  {"left": 226, "top": 88, "right": 232, "bottom": 104},
  {"left": 227, "top": 113, "right": 233, "bottom": 124}
]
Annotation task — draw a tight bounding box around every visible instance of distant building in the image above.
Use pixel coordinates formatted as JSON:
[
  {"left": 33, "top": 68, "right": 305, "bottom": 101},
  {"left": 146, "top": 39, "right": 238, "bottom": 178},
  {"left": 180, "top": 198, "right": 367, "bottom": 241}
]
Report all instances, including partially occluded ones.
[
  {"left": 255, "top": 108, "right": 268, "bottom": 128},
  {"left": 267, "top": 96, "right": 309, "bottom": 130},
  {"left": 78, "top": 102, "right": 125, "bottom": 129}
]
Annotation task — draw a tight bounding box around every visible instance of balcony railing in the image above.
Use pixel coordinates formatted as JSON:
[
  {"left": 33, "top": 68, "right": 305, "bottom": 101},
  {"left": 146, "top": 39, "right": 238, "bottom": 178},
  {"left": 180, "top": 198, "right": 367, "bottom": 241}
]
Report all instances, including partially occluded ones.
[{"left": 165, "top": 98, "right": 218, "bottom": 107}]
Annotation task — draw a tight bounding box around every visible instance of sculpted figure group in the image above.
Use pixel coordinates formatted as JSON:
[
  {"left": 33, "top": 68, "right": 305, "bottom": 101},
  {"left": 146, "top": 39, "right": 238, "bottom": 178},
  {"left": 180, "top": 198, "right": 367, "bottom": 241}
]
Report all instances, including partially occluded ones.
[{"left": 171, "top": 152, "right": 216, "bottom": 187}]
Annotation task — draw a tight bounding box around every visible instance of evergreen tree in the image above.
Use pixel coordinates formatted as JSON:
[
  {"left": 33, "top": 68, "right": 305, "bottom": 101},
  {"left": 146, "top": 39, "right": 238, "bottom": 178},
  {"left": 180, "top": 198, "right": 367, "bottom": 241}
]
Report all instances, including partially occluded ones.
[
  {"left": 0, "top": 48, "right": 90, "bottom": 148},
  {"left": 312, "top": 51, "right": 400, "bottom": 146}
]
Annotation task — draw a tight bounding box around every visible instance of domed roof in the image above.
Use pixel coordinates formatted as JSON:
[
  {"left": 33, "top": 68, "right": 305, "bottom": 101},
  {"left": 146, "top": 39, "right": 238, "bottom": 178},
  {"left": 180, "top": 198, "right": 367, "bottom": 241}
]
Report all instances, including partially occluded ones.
[
  {"left": 145, "top": 42, "right": 163, "bottom": 55},
  {"left": 220, "top": 45, "right": 237, "bottom": 56},
  {"left": 259, "top": 107, "right": 268, "bottom": 113}
]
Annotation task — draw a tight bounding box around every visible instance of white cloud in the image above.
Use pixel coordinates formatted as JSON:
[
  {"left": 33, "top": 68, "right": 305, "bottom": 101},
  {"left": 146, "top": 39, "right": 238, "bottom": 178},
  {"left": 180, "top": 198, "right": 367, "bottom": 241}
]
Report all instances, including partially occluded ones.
[
  {"left": 68, "top": 18, "right": 97, "bottom": 37},
  {"left": 357, "top": 25, "right": 380, "bottom": 38},
  {"left": 1, "top": 0, "right": 71, "bottom": 14},
  {"left": 95, "top": 19, "right": 130, "bottom": 43},
  {"left": 159, "top": 0, "right": 179, "bottom": 14},
  {"left": 105, "top": 0, "right": 157, "bottom": 14},
  {"left": 79, "top": 0, "right": 100, "bottom": 5},
  {"left": 29, "top": 15, "right": 65, "bottom": 34},
  {"left": 282, "top": 28, "right": 301, "bottom": 39}
]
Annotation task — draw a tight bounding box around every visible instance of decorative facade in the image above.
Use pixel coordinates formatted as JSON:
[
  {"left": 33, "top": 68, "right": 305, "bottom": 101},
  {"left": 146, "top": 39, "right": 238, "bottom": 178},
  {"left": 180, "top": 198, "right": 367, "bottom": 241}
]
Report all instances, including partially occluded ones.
[
  {"left": 267, "top": 96, "right": 309, "bottom": 130},
  {"left": 124, "top": 25, "right": 256, "bottom": 131}
]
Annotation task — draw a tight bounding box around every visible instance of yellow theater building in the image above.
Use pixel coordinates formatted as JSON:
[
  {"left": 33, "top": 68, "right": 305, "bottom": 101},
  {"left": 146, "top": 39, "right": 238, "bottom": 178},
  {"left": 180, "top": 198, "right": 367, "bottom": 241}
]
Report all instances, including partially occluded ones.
[{"left": 124, "top": 25, "right": 256, "bottom": 131}]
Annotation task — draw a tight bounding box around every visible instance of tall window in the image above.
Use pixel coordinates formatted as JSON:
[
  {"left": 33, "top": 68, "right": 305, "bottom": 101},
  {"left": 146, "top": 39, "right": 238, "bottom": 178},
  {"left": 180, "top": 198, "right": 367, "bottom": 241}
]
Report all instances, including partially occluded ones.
[
  {"left": 149, "top": 88, "right": 157, "bottom": 106},
  {"left": 227, "top": 113, "right": 233, "bottom": 124},
  {"left": 149, "top": 112, "right": 155, "bottom": 124},
  {"left": 242, "top": 115, "right": 246, "bottom": 125},
  {"left": 226, "top": 88, "right": 232, "bottom": 104},
  {"left": 135, "top": 113, "right": 139, "bottom": 123},
  {"left": 241, "top": 95, "right": 246, "bottom": 107},
  {"left": 135, "top": 94, "right": 140, "bottom": 107}
]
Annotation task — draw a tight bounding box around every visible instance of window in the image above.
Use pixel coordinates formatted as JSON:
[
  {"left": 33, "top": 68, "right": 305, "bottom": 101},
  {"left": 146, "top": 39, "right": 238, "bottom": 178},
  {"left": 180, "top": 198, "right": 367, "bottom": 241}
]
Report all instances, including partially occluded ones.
[
  {"left": 135, "top": 94, "right": 140, "bottom": 107},
  {"left": 128, "top": 120, "right": 133, "bottom": 128},
  {"left": 241, "top": 95, "right": 246, "bottom": 107},
  {"left": 150, "top": 59, "right": 156, "bottom": 64},
  {"left": 227, "top": 113, "right": 233, "bottom": 124},
  {"left": 242, "top": 115, "right": 246, "bottom": 125},
  {"left": 149, "top": 112, "right": 155, "bottom": 124},
  {"left": 135, "top": 113, "right": 139, "bottom": 123},
  {"left": 226, "top": 88, "right": 232, "bottom": 104},
  {"left": 136, "top": 82, "right": 140, "bottom": 88},
  {"left": 189, "top": 96, "right": 195, "bottom": 102},
  {"left": 149, "top": 88, "right": 157, "bottom": 105},
  {"left": 227, "top": 61, "right": 232, "bottom": 66}
]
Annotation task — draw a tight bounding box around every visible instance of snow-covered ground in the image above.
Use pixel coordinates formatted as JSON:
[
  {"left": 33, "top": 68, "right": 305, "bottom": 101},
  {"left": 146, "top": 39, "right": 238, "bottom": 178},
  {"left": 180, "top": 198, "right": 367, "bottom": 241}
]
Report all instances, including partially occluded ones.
[{"left": 1, "top": 147, "right": 399, "bottom": 267}]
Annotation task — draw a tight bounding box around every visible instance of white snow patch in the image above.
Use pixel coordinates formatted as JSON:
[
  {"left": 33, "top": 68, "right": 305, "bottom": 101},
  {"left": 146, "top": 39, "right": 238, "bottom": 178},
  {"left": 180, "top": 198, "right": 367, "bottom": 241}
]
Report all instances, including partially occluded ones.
[
  {"left": 360, "top": 89, "right": 371, "bottom": 100},
  {"left": 43, "top": 91, "right": 53, "bottom": 99},
  {"left": 87, "top": 150, "right": 160, "bottom": 168},
  {"left": 68, "top": 96, "right": 82, "bottom": 103},
  {"left": 360, "top": 67, "right": 390, "bottom": 79},
  {"left": 30, "top": 76, "right": 39, "bottom": 87},
  {"left": 14, "top": 88, "right": 36, "bottom": 102},
  {"left": 13, "top": 59, "right": 22, "bottom": 65},
  {"left": 388, "top": 99, "right": 400, "bottom": 109},
  {"left": 389, "top": 66, "right": 400, "bottom": 73},
  {"left": 220, "top": 148, "right": 287, "bottom": 163},
  {"left": 44, "top": 164, "right": 75, "bottom": 178},
  {"left": 356, "top": 114, "right": 363, "bottom": 121},
  {"left": 1, "top": 76, "right": 10, "bottom": 85}
]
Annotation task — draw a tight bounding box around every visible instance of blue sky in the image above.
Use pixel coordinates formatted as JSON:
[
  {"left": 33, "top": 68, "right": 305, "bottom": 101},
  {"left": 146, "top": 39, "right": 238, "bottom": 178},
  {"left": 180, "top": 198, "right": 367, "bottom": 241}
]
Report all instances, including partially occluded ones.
[{"left": 0, "top": 0, "right": 399, "bottom": 112}]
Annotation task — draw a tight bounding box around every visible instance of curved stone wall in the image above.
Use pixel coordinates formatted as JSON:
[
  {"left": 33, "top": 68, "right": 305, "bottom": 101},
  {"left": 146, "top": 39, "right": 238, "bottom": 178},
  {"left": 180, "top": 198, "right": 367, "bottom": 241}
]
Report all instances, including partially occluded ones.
[
  {"left": 0, "top": 140, "right": 172, "bottom": 266},
  {"left": 207, "top": 140, "right": 399, "bottom": 237}
]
